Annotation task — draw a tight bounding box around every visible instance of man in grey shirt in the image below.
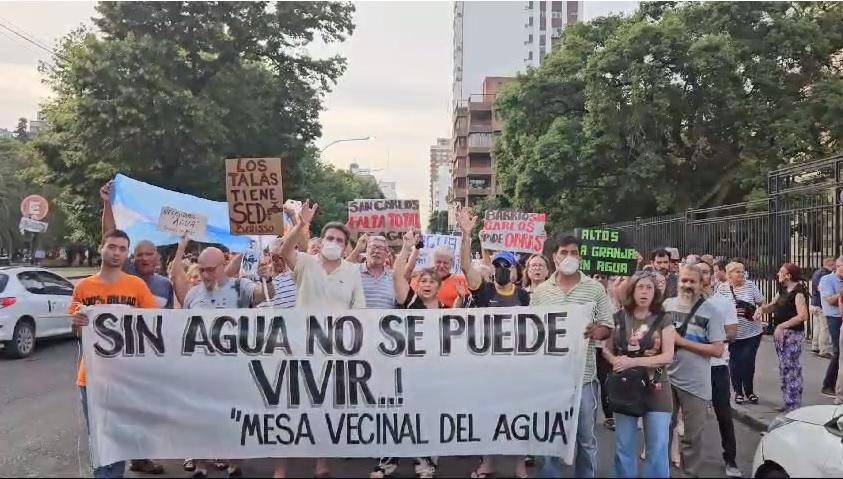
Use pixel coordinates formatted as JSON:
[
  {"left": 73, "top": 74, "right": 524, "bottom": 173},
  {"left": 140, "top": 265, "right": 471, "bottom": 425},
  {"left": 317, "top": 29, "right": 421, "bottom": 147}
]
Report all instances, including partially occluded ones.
[{"left": 663, "top": 264, "right": 726, "bottom": 478}]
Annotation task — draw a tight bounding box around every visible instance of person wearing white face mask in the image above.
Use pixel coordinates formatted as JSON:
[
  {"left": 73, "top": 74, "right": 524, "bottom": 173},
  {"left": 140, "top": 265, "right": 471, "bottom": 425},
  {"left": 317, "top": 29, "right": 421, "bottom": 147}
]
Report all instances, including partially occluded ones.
[
  {"left": 276, "top": 200, "right": 365, "bottom": 479},
  {"left": 531, "top": 235, "right": 615, "bottom": 479}
]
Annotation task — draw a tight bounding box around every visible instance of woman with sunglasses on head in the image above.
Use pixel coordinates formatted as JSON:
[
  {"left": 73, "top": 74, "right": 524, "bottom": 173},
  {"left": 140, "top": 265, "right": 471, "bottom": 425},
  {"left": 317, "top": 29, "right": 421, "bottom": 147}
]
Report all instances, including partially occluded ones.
[{"left": 602, "top": 272, "right": 675, "bottom": 478}]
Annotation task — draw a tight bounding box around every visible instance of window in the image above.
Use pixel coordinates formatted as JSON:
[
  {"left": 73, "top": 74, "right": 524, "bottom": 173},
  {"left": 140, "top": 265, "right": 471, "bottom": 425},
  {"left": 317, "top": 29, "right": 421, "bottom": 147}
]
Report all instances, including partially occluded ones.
[
  {"left": 540, "top": 35, "right": 546, "bottom": 46},
  {"left": 36, "top": 271, "right": 74, "bottom": 296},
  {"left": 0, "top": 273, "right": 7, "bottom": 294},
  {"left": 17, "top": 271, "right": 47, "bottom": 295}
]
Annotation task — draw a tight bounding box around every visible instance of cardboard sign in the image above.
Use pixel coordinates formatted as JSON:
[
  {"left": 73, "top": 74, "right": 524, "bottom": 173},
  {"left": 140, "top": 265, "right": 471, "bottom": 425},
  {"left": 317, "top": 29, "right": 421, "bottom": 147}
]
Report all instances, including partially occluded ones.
[
  {"left": 157, "top": 206, "right": 208, "bottom": 238},
  {"left": 19, "top": 217, "right": 48, "bottom": 233},
  {"left": 347, "top": 199, "right": 421, "bottom": 247},
  {"left": 575, "top": 227, "right": 639, "bottom": 276},
  {"left": 479, "top": 210, "right": 547, "bottom": 254},
  {"left": 225, "top": 158, "right": 284, "bottom": 235},
  {"left": 415, "top": 234, "right": 461, "bottom": 273}
]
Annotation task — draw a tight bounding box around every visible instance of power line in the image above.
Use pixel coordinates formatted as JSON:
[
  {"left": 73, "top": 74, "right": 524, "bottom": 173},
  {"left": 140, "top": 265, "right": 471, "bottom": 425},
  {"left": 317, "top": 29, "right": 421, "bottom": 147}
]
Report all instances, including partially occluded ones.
[
  {"left": 0, "top": 14, "right": 54, "bottom": 51},
  {"left": 0, "top": 20, "right": 65, "bottom": 63}
]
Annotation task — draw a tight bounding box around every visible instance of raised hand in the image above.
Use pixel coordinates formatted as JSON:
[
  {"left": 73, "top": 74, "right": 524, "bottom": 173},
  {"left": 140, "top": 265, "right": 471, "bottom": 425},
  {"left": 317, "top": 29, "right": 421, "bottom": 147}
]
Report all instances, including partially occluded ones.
[
  {"left": 99, "top": 180, "right": 113, "bottom": 203},
  {"left": 403, "top": 229, "right": 417, "bottom": 250},
  {"left": 456, "top": 206, "right": 477, "bottom": 235},
  {"left": 299, "top": 200, "right": 318, "bottom": 226}
]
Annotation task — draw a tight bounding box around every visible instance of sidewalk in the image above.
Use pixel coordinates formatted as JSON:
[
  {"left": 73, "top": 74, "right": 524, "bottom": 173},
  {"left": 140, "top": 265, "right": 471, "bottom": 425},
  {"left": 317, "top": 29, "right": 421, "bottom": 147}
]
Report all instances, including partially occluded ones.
[{"left": 731, "top": 335, "right": 837, "bottom": 431}]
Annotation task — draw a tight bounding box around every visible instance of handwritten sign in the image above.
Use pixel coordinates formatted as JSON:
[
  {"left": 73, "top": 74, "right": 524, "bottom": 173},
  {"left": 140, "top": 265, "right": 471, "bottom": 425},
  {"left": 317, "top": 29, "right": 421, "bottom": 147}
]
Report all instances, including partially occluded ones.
[
  {"left": 479, "top": 210, "right": 547, "bottom": 254},
  {"left": 347, "top": 199, "right": 421, "bottom": 247},
  {"left": 575, "top": 228, "right": 639, "bottom": 275},
  {"left": 415, "top": 234, "right": 461, "bottom": 274},
  {"left": 157, "top": 207, "right": 207, "bottom": 238},
  {"left": 225, "top": 158, "right": 284, "bottom": 235},
  {"left": 19, "top": 217, "right": 48, "bottom": 234}
]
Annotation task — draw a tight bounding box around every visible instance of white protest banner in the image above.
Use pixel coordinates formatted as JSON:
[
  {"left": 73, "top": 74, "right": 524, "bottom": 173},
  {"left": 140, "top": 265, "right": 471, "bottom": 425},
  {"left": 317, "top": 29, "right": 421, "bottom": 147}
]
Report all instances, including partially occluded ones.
[
  {"left": 19, "top": 216, "right": 48, "bottom": 233},
  {"left": 347, "top": 199, "right": 421, "bottom": 247},
  {"left": 479, "top": 210, "right": 548, "bottom": 254},
  {"left": 157, "top": 206, "right": 208, "bottom": 238},
  {"left": 82, "top": 305, "right": 590, "bottom": 466},
  {"left": 415, "top": 234, "right": 461, "bottom": 274}
]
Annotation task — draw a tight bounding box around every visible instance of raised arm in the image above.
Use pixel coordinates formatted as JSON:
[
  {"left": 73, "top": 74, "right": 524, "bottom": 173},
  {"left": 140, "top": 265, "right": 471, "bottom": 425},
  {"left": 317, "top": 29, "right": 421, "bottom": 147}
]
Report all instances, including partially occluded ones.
[
  {"left": 283, "top": 201, "right": 309, "bottom": 252},
  {"left": 279, "top": 200, "right": 318, "bottom": 271},
  {"left": 347, "top": 234, "right": 368, "bottom": 264},
  {"left": 393, "top": 230, "right": 418, "bottom": 303},
  {"left": 100, "top": 180, "right": 116, "bottom": 237},
  {"left": 225, "top": 253, "right": 243, "bottom": 278},
  {"left": 456, "top": 207, "right": 482, "bottom": 290},
  {"left": 171, "top": 236, "right": 191, "bottom": 306}
]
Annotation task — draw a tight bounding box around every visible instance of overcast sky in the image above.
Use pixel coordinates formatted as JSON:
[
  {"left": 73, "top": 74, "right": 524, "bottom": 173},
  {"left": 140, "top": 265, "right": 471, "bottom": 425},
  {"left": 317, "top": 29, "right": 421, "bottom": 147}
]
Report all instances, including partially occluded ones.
[{"left": 0, "top": 1, "right": 638, "bottom": 223}]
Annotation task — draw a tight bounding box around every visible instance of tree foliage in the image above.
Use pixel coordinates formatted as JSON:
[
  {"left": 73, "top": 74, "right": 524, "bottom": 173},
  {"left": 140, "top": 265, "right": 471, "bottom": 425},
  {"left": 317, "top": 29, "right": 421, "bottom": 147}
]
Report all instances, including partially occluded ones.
[
  {"left": 14, "top": 118, "right": 28, "bottom": 143},
  {"left": 495, "top": 1, "right": 843, "bottom": 233},
  {"left": 27, "top": 1, "right": 377, "bottom": 243}
]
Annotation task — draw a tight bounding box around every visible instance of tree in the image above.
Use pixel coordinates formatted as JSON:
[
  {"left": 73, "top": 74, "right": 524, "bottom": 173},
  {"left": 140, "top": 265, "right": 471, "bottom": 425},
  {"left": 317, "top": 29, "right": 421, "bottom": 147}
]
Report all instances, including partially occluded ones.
[
  {"left": 26, "top": 1, "right": 358, "bottom": 243},
  {"left": 14, "top": 118, "right": 28, "bottom": 143},
  {"left": 495, "top": 2, "right": 843, "bottom": 233}
]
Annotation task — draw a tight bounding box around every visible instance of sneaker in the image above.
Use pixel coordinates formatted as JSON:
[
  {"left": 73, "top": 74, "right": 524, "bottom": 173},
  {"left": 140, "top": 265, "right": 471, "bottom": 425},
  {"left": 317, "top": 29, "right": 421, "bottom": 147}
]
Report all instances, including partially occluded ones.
[
  {"left": 524, "top": 456, "right": 535, "bottom": 468},
  {"left": 415, "top": 457, "right": 438, "bottom": 479},
  {"left": 747, "top": 393, "right": 759, "bottom": 405},
  {"left": 725, "top": 463, "right": 742, "bottom": 477},
  {"left": 822, "top": 387, "right": 836, "bottom": 398},
  {"left": 183, "top": 459, "right": 196, "bottom": 472},
  {"left": 371, "top": 457, "right": 398, "bottom": 478}
]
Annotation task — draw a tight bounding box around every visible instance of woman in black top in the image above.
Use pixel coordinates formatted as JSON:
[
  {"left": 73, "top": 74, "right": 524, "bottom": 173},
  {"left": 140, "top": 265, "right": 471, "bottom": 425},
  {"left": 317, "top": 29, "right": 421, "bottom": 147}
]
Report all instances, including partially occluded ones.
[
  {"left": 371, "top": 230, "right": 441, "bottom": 479},
  {"left": 755, "top": 262, "right": 808, "bottom": 411}
]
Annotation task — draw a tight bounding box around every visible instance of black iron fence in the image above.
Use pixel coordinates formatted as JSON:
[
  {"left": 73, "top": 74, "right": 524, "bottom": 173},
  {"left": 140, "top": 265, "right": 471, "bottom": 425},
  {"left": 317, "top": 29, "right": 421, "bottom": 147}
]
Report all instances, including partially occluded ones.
[{"left": 596, "top": 154, "right": 843, "bottom": 339}]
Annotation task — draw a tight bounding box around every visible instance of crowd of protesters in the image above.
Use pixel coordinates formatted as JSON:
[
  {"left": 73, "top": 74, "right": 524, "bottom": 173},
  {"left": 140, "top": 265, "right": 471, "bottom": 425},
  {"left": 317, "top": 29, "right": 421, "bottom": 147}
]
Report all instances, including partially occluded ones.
[{"left": 68, "top": 184, "right": 838, "bottom": 479}]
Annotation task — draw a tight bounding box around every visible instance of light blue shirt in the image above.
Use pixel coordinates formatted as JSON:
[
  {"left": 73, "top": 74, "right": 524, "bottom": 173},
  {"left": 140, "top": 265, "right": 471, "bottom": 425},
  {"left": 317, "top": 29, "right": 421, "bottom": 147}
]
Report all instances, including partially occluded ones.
[{"left": 818, "top": 273, "right": 843, "bottom": 317}]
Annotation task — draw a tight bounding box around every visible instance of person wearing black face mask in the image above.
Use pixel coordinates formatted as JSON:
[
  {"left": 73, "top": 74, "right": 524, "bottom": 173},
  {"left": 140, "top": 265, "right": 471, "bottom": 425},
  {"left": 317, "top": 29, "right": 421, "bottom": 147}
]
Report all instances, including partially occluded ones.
[{"left": 455, "top": 207, "right": 531, "bottom": 477}]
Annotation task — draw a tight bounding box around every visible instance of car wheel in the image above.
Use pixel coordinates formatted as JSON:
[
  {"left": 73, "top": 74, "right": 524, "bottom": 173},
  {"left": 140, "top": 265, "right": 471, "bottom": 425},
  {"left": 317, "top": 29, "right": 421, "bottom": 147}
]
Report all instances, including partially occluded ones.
[
  {"left": 756, "top": 462, "right": 789, "bottom": 478},
  {"left": 5, "top": 319, "right": 35, "bottom": 359}
]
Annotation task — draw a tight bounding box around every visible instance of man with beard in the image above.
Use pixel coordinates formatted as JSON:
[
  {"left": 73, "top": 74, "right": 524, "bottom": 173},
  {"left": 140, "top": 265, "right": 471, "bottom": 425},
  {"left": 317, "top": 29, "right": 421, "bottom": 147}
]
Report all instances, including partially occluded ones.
[
  {"left": 171, "top": 244, "right": 273, "bottom": 478},
  {"left": 663, "top": 264, "right": 726, "bottom": 478},
  {"left": 651, "top": 248, "right": 678, "bottom": 298},
  {"left": 70, "top": 229, "right": 158, "bottom": 478}
]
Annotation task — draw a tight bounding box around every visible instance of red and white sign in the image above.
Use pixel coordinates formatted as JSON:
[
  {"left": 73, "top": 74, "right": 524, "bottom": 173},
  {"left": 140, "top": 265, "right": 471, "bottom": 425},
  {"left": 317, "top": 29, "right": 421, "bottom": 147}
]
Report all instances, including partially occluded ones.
[
  {"left": 347, "top": 199, "right": 421, "bottom": 247},
  {"left": 20, "top": 195, "right": 49, "bottom": 220},
  {"left": 479, "top": 210, "right": 547, "bottom": 254}
]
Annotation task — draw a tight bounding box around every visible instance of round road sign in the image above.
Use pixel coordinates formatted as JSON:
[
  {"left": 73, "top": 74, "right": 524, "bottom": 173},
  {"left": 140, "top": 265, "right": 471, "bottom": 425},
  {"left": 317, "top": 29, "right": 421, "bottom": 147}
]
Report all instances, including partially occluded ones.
[{"left": 20, "top": 195, "right": 49, "bottom": 221}]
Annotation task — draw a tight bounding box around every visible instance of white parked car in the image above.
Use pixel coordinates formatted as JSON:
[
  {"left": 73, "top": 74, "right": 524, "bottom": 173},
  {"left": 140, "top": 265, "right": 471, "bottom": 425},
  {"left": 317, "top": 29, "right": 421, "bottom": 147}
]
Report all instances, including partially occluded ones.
[
  {"left": 753, "top": 405, "right": 843, "bottom": 477},
  {"left": 0, "top": 266, "right": 76, "bottom": 358}
]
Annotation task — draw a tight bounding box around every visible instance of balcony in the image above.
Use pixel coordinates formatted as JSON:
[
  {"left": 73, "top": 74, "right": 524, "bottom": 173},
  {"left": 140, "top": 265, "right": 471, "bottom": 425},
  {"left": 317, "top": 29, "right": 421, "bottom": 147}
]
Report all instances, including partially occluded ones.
[
  {"left": 467, "top": 165, "right": 493, "bottom": 175},
  {"left": 469, "top": 123, "right": 494, "bottom": 133},
  {"left": 451, "top": 186, "right": 467, "bottom": 200}
]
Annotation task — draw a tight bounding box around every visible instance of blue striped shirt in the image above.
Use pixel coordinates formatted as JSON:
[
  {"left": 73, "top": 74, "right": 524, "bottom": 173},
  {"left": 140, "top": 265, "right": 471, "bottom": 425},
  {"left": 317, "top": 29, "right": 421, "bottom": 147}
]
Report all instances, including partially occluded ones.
[
  {"left": 360, "top": 263, "right": 396, "bottom": 309},
  {"left": 259, "top": 271, "right": 297, "bottom": 309}
]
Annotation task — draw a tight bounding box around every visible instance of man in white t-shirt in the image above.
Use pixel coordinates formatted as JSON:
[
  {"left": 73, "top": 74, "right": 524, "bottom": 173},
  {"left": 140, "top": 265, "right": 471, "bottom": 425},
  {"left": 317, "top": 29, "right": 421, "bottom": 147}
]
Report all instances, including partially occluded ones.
[
  {"left": 277, "top": 200, "right": 365, "bottom": 478},
  {"left": 696, "top": 259, "right": 741, "bottom": 478}
]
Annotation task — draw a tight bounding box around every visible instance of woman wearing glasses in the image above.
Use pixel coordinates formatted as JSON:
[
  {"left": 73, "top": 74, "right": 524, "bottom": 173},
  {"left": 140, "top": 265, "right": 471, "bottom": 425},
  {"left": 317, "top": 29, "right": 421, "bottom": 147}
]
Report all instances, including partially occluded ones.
[{"left": 602, "top": 272, "right": 676, "bottom": 478}]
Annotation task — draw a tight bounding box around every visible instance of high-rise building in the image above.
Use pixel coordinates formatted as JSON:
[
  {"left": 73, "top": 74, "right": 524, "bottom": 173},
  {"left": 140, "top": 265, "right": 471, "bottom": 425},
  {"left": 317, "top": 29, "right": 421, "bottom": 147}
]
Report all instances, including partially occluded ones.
[
  {"left": 378, "top": 181, "right": 398, "bottom": 200},
  {"left": 429, "top": 138, "right": 452, "bottom": 216},
  {"left": 523, "top": 1, "right": 582, "bottom": 67},
  {"left": 451, "top": 77, "right": 514, "bottom": 208},
  {"left": 452, "top": 1, "right": 525, "bottom": 109}
]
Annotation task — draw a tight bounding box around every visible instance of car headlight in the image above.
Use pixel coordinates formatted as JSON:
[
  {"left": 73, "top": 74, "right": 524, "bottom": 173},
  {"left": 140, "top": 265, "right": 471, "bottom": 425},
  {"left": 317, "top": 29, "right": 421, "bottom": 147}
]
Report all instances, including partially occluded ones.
[{"left": 767, "top": 413, "right": 795, "bottom": 432}]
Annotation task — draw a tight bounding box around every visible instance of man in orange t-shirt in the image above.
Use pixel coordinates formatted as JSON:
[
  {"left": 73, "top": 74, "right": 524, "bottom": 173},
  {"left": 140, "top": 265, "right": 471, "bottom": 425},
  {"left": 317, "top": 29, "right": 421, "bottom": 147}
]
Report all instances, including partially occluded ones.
[{"left": 70, "top": 229, "right": 157, "bottom": 479}]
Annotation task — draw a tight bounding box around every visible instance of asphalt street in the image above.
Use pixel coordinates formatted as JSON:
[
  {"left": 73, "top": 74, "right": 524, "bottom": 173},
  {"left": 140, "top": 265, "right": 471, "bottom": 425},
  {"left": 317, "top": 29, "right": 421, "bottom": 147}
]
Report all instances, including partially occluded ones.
[{"left": 0, "top": 337, "right": 762, "bottom": 478}]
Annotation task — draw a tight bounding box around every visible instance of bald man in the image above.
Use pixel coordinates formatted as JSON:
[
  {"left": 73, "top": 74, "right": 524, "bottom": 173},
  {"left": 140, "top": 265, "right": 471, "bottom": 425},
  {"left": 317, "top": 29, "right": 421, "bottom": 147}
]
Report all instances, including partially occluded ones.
[{"left": 173, "top": 246, "right": 273, "bottom": 309}]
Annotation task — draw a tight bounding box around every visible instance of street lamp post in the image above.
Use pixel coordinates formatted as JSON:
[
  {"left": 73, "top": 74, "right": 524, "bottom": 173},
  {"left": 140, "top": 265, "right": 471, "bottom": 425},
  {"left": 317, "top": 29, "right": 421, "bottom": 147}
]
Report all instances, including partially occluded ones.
[{"left": 319, "top": 136, "right": 374, "bottom": 154}]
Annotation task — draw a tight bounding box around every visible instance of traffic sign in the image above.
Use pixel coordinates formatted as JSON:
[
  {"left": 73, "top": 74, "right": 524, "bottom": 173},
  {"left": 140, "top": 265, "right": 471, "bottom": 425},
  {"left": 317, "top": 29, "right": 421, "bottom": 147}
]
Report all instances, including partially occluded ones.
[
  {"left": 19, "top": 217, "right": 49, "bottom": 233},
  {"left": 20, "top": 195, "right": 49, "bottom": 220}
]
